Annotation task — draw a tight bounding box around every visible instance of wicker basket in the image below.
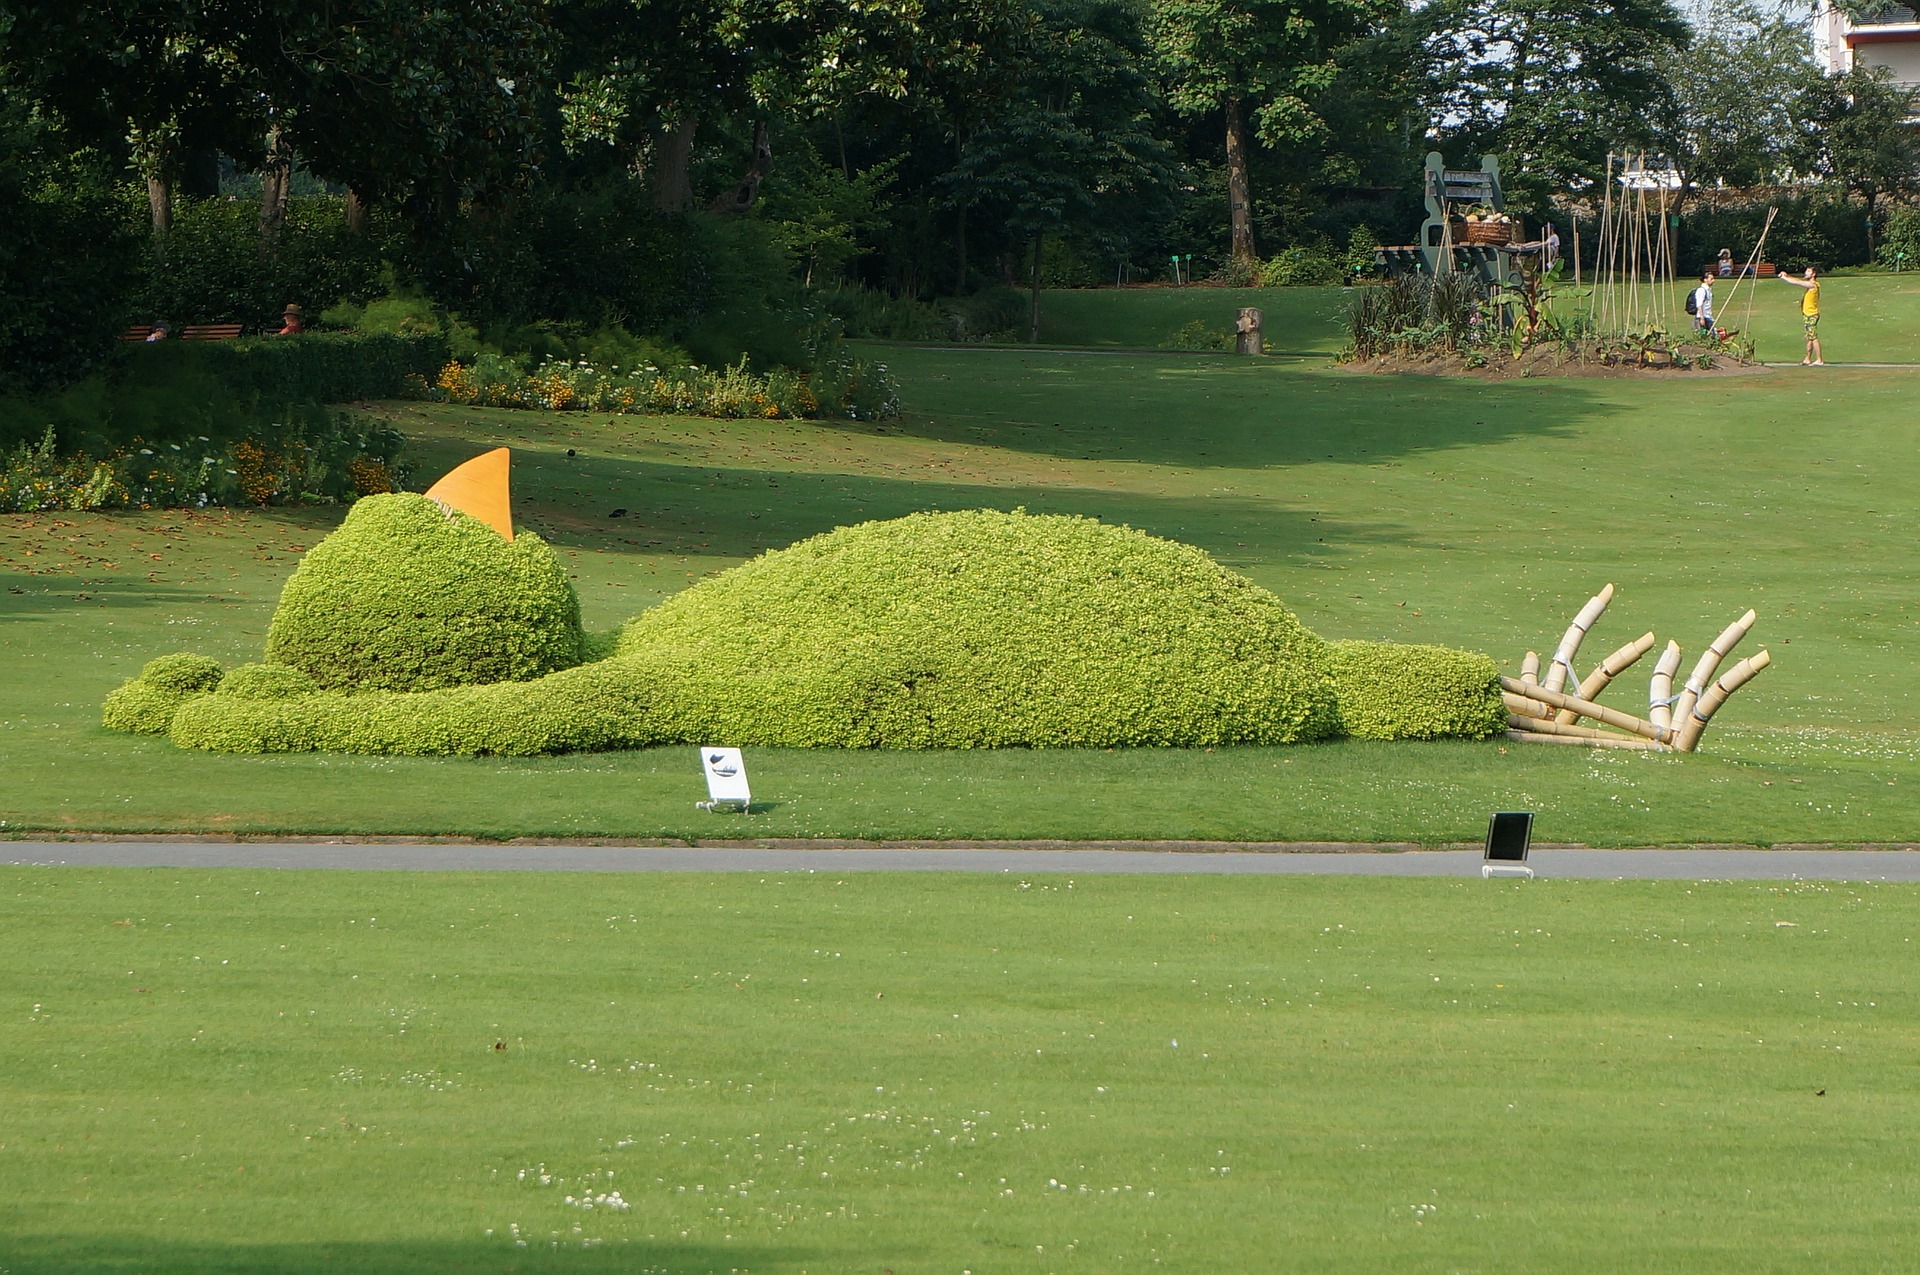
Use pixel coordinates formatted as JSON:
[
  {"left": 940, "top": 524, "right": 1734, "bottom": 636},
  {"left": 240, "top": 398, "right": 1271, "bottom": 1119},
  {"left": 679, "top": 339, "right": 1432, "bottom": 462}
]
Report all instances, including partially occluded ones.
[{"left": 1458, "top": 219, "right": 1514, "bottom": 246}]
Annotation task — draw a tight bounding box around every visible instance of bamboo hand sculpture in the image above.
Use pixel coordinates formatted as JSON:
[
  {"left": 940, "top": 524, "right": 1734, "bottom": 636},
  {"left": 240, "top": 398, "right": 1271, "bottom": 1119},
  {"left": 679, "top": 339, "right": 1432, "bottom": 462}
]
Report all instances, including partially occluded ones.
[{"left": 1501, "top": 585, "right": 1771, "bottom": 753}]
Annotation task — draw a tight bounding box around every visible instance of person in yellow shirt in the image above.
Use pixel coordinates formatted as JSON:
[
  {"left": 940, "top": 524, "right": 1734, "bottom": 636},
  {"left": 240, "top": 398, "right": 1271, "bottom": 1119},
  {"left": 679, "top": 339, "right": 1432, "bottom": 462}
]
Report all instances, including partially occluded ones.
[{"left": 1777, "top": 266, "right": 1824, "bottom": 365}]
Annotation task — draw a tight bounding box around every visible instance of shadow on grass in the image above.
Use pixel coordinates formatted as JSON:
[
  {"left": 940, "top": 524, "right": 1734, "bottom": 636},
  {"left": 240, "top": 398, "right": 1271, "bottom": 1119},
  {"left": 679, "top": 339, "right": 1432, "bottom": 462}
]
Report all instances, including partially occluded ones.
[
  {"left": 873, "top": 356, "right": 1613, "bottom": 470},
  {"left": 503, "top": 453, "right": 1405, "bottom": 569},
  {"left": 0, "top": 1235, "right": 805, "bottom": 1273},
  {"left": 0, "top": 570, "right": 240, "bottom": 620}
]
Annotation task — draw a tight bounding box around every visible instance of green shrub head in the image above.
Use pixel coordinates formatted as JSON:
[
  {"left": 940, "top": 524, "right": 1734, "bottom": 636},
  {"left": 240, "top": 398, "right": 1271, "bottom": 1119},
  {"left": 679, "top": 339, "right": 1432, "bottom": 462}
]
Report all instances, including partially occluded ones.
[
  {"left": 217, "top": 663, "right": 319, "bottom": 700},
  {"left": 101, "top": 652, "right": 224, "bottom": 735},
  {"left": 141, "top": 652, "right": 226, "bottom": 694},
  {"left": 265, "top": 492, "right": 585, "bottom": 693},
  {"left": 615, "top": 509, "right": 1340, "bottom": 748},
  {"left": 1327, "top": 640, "right": 1505, "bottom": 741}
]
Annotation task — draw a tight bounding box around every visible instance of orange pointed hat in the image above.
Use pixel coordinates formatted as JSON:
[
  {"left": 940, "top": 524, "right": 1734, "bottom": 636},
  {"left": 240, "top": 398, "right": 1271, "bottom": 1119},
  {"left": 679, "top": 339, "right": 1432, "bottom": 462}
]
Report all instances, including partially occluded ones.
[{"left": 424, "top": 447, "right": 513, "bottom": 541}]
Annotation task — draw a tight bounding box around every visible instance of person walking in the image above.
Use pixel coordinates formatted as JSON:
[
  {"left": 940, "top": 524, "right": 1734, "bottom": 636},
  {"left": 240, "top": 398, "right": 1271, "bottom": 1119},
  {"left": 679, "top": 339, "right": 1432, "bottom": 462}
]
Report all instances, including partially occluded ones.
[
  {"left": 1777, "top": 267, "right": 1823, "bottom": 365},
  {"left": 1689, "top": 271, "right": 1715, "bottom": 336}
]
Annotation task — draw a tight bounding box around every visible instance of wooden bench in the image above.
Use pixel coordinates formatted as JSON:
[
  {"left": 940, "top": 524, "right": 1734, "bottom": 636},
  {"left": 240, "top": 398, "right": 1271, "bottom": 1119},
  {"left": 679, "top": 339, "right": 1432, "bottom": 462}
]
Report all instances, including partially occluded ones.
[
  {"left": 182, "top": 323, "right": 245, "bottom": 340},
  {"left": 120, "top": 324, "right": 155, "bottom": 342}
]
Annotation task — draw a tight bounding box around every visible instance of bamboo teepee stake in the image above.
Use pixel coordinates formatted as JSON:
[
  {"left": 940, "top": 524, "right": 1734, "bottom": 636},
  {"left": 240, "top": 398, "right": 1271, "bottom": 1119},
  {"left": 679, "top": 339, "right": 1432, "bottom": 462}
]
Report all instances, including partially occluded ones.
[
  {"left": 1505, "top": 729, "right": 1666, "bottom": 751},
  {"left": 1675, "top": 650, "right": 1773, "bottom": 752},
  {"left": 1544, "top": 584, "right": 1614, "bottom": 694},
  {"left": 1672, "top": 609, "right": 1757, "bottom": 730},
  {"left": 1521, "top": 652, "right": 1541, "bottom": 686},
  {"left": 1556, "top": 631, "right": 1657, "bottom": 725},
  {"left": 1649, "top": 640, "right": 1682, "bottom": 733},
  {"left": 1500, "top": 676, "right": 1672, "bottom": 744}
]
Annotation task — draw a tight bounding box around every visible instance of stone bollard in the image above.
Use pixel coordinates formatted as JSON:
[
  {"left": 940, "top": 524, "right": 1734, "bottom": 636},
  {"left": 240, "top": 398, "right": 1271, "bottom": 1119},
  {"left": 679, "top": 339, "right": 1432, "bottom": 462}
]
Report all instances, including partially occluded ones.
[{"left": 1234, "top": 307, "right": 1264, "bottom": 355}]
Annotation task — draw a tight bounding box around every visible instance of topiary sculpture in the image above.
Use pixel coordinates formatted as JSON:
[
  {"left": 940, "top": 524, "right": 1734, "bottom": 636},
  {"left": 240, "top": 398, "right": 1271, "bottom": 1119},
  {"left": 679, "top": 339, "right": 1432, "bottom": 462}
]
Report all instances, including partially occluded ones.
[{"left": 262, "top": 492, "right": 585, "bottom": 693}]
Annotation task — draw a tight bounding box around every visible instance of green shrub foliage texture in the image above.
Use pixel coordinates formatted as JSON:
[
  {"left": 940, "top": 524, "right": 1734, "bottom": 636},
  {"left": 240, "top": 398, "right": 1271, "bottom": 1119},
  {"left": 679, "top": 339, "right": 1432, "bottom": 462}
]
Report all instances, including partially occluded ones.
[
  {"left": 1327, "top": 640, "right": 1505, "bottom": 741},
  {"left": 264, "top": 493, "right": 585, "bottom": 693},
  {"left": 101, "top": 652, "right": 225, "bottom": 735},
  {"left": 120, "top": 511, "right": 1511, "bottom": 757}
]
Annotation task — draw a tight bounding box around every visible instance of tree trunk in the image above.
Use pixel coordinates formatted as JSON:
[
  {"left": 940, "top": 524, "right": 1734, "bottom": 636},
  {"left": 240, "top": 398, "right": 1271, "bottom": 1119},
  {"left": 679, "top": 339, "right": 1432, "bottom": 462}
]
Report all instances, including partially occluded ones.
[
  {"left": 345, "top": 187, "right": 370, "bottom": 235},
  {"left": 710, "top": 121, "right": 773, "bottom": 214},
  {"left": 148, "top": 175, "right": 173, "bottom": 238},
  {"left": 1028, "top": 231, "right": 1045, "bottom": 343},
  {"left": 651, "top": 116, "right": 699, "bottom": 212},
  {"left": 1224, "top": 96, "right": 1256, "bottom": 262},
  {"left": 259, "top": 124, "right": 291, "bottom": 249}
]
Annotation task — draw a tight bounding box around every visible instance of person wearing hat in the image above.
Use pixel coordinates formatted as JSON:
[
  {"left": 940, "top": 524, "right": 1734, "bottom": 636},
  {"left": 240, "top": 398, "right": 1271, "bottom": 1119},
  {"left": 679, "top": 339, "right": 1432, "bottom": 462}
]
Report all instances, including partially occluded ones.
[{"left": 278, "top": 303, "right": 305, "bottom": 336}]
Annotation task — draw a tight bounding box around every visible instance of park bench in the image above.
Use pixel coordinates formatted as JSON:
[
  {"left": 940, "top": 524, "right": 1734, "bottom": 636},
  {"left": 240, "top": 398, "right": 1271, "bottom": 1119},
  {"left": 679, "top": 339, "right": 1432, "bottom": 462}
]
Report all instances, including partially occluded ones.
[{"left": 121, "top": 322, "right": 246, "bottom": 341}]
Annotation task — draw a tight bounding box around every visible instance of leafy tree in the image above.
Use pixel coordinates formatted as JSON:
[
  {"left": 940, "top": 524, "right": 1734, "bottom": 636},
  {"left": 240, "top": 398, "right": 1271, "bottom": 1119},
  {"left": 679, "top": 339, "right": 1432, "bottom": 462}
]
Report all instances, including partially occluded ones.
[
  {"left": 1662, "top": 0, "right": 1826, "bottom": 193},
  {"left": 1808, "top": 65, "right": 1920, "bottom": 253},
  {"left": 1148, "top": 0, "right": 1393, "bottom": 261},
  {"left": 1419, "top": 0, "right": 1691, "bottom": 204},
  {"left": 945, "top": 0, "right": 1177, "bottom": 338}
]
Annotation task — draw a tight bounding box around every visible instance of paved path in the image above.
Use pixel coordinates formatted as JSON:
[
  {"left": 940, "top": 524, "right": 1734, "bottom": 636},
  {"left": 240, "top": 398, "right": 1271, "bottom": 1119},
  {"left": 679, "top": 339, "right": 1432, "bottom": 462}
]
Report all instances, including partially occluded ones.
[{"left": 8, "top": 842, "right": 1920, "bottom": 881}]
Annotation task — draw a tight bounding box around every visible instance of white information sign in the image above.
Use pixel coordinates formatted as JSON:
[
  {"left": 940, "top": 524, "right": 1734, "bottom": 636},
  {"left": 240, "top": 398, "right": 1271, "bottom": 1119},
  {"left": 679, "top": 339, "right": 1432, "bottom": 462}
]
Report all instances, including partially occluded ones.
[{"left": 697, "top": 746, "right": 751, "bottom": 811}]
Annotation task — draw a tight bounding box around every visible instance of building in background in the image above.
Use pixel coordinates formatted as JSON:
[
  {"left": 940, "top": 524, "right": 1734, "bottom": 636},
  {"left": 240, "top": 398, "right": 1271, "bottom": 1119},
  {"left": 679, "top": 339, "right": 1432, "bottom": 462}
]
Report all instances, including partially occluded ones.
[{"left": 1814, "top": 2, "right": 1920, "bottom": 123}]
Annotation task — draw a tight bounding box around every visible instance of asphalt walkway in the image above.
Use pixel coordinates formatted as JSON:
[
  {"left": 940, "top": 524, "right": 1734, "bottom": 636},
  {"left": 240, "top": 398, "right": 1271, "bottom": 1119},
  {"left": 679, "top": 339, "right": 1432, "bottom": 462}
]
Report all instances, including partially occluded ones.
[{"left": 8, "top": 841, "right": 1920, "bottom": 880}]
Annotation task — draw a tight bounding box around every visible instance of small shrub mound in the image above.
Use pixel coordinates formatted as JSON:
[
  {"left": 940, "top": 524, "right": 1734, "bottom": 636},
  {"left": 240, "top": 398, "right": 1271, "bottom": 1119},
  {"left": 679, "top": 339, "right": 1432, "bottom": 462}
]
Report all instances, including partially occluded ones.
[
  {"left": 264, "top": 492, "right": 585, "bottom": 693},
  {"left": 101, "top": 653, "right": 225, "bottom": 735},
  {"left": 1327, "top": 640, "right": 1505, "bottom": 741},
  {"left": 217, "top": 663, "right": 319, "bottom": 700},
  {"left": 611, "top": 510, "right": 1341, "bottom": 748}
]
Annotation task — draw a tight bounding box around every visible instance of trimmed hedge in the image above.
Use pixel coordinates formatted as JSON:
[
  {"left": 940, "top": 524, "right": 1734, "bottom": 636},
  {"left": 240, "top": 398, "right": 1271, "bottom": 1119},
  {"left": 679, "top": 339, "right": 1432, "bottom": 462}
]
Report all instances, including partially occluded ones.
[
  {"left": 264, "top": 493, "right": 586, "bottom": 693},
  {"left": 611, "top": 510, "right": 1342, "bottom": 748},
  {"left": 1327, "top": 640, "right": 1505, "bottom": 741},
  {"left": 217, "top": 663, "right": 319, "bottom": 700},
  {"left": 101, "top": 653, "right": 225, "bottom": 735},
  {"left": 118, "top": 331, "right": 449, "bottom": 416}
]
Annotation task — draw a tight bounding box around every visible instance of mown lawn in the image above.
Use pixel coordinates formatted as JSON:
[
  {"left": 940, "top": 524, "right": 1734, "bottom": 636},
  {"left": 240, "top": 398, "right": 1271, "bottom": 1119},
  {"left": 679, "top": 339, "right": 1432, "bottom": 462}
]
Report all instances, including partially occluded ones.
[
  {"left": 5, "top": 293, "right": 1920, "bottom": 842},
  {"left": 3, "top": 869, "right": 1916, "bottom": 1273}
]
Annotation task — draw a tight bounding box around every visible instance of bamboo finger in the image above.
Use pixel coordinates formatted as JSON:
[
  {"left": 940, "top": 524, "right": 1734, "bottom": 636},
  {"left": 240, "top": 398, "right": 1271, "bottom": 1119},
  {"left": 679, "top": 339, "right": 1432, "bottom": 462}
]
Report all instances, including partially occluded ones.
[
  {"left": 1544, "top": 584, "right": 1614, "bottom": 694},
  {"left": 1649, "top": 640, "right": 1682, "bottom": 733},
  {"left": 1521, "top": 651, "right": 1541, "bottom": 687},
  {"left": 1504, "top": 692, "right": 1552, "bottom": 720},
  {"left": 1506, "top": 729, "right": 1666, "bottom": 751},
  {"left": 1557, "top": 631, "right": 1656, "bottom": 724},
  {"left": 1674, "top": 609, "right": 1756, "bottom": 727},
  {"left": 1508, "top": 714, "right": 1659, "bottom": 745},
  {"left": 1675, "top": 650, "right": 1773, "bottom": 752},
  {"left": 1500, "top": 676, "right": 1672, "bottom": 743}
]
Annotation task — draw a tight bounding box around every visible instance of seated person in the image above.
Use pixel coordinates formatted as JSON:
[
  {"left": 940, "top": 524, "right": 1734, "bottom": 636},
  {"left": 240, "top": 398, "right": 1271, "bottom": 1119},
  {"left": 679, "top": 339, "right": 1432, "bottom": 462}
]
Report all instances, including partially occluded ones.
[
  {"left": 144, "top": 321, "right": 171, "bottom": 342},
  {"left": 1717, "top": 248, "right": 1734, "bottom": 277},
  {"left": 278, "top": 304, "right": 304, "bottom": 336}
]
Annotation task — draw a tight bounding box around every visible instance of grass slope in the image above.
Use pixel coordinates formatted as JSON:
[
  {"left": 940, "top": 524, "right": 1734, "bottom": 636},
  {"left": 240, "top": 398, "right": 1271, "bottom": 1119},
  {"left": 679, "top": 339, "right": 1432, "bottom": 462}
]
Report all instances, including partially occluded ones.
[
  {"left": 6, "top": 299, "right": 1920, "bottom": 840},
  {"left": 3, "top": 869, "right": 1915, "bottom": 1273}
]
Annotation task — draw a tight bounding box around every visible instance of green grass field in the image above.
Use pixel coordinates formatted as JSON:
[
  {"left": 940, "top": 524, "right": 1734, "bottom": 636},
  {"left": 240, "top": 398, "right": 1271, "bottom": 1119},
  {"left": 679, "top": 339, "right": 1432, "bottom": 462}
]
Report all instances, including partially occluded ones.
[
  {"left": 7, "top": 314, "right": 1920, "bottom": 842},
  {"left": 4, "top": 868, "right": 1917, "bottom": 1273},
  {"left": 1023, "top": 272, "right": 1920, "bottom": 365}
]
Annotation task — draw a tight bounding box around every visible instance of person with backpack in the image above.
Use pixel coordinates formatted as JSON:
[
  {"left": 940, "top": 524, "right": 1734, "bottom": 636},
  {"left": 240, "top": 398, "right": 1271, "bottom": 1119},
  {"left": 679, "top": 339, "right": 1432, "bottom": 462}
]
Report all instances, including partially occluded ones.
[{"left": 1686, "top": 271, "right": 1714, "bottom": 335}]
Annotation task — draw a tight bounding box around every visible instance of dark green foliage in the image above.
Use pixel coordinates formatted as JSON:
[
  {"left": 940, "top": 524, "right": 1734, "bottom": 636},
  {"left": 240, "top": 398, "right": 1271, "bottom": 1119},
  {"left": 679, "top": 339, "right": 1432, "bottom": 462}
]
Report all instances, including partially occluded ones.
[
  {"left": 100, "top": 653, "right": 225, "bottom": 735},
  {"left": 263, "top": 493, "right": 585, "bottom": 693},
  {"left": 133, "top": 196, "right": 385, "bottom": 332},
  {"left": 1680, "top": 196, "right": 1870, "bottom": 274},
  {"left": 216, "top": 663, "right": 319, "bottom": 700},
  {"left": 0, "top": 111, "right": 141, "bottom": 395},
  {"left": 1327, "top": 640, "right": 1505, "bottom": 741},
  {"left": 1, "top": 333, "right": 443, "bottom": 456},
  {"left": 1347, "top": 273, "right": 1483, "bottom": 359}
]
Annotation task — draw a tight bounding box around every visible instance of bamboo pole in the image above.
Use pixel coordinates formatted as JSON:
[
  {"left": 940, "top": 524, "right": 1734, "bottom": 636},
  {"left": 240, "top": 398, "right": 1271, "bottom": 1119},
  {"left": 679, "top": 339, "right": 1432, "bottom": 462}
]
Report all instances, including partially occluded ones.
[
  {"left": 1503, "top": 691, "right": 1553, "bottom": 720},
  {"left": 1544, "top": 584, "right": 1614, "bottom": 695},
  {"left": 1672, "top": 609, "right": 1756, "bottom": 730},
  {"left": 1500, "top": 676, "right": 1673, "bottom": 744},
  {"left": 1506, "top": 729, "right": 1667, "bottom": 751},
  {"left": 1716, "top": 206, "right": 1777, "bottom": 337},
  {"left": 1521, "top": 651, "right": 1541, "bottom": 687},
  {"left": 1675, "top": 651, "right": 1772, "bottom": 752},
  {"left": 1649, "top": 639, "right": 1682, "bottom": 733},
  {"left": 1556, "top": 631, "right": 1657, "bottom": 725},
  {"left": 1508, "top": 714, "right": 1648, "bottom": 743}
]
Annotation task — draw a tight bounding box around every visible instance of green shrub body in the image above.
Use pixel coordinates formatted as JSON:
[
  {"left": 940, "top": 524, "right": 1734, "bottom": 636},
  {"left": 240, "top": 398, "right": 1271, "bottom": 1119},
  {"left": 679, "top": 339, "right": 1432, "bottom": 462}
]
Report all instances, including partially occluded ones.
[
  {"left": 613, "top": 510, "right": 1340, "bottom": 748},
  {"left": 101, "top": 653, "right": 224, "bottom": 735},
  {"left": 1327, "top": 640, "right": 1504, "bottom": 741},
  {"left": 217, "top": 663, "right": 319, "bottom": 700},
  {"left": 264, "top": 493, "right": 585, "bottom": 693}
]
